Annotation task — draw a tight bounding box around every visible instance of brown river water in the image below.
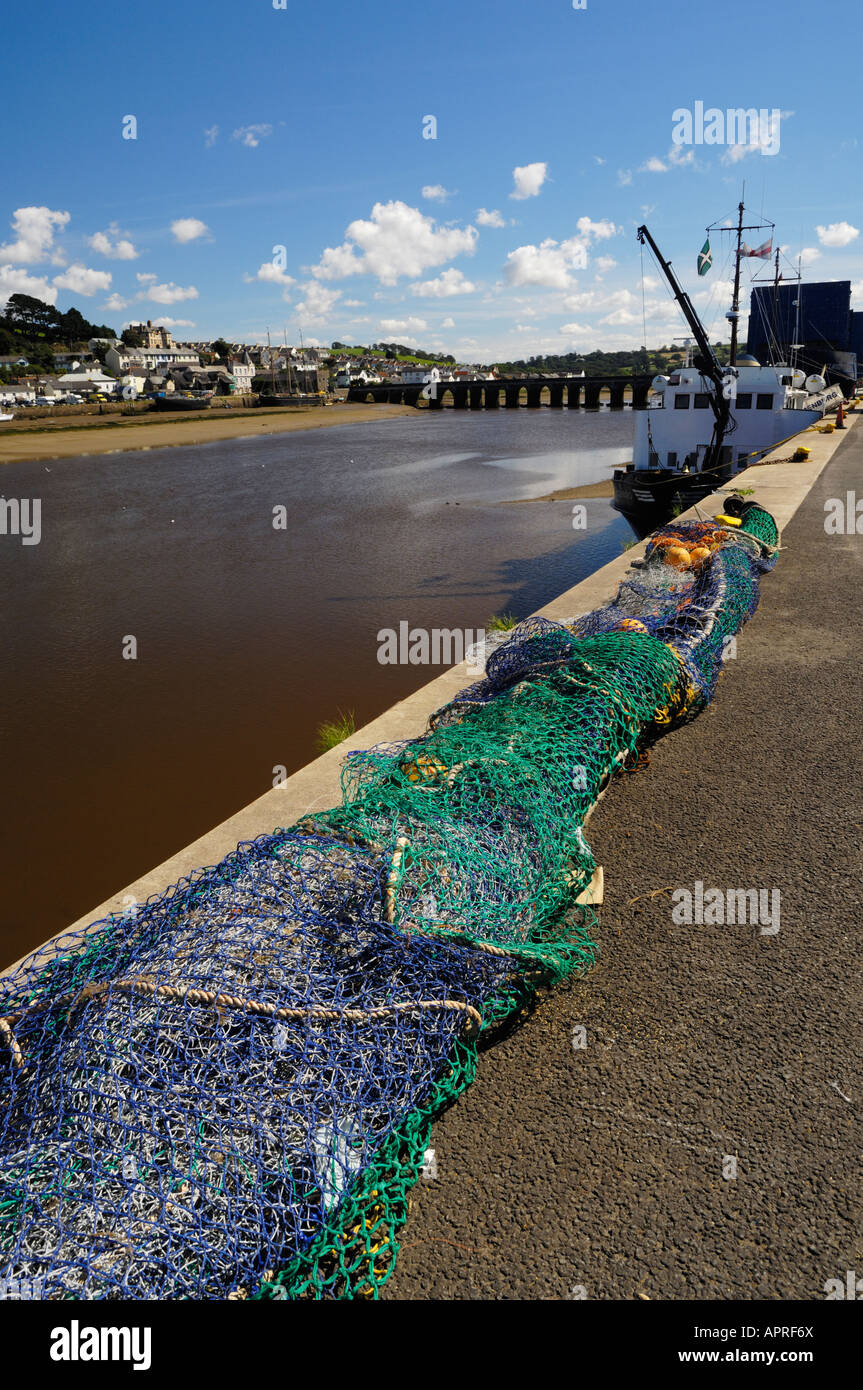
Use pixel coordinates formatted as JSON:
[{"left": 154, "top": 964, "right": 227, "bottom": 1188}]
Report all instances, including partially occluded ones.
[{"left": 1, "top": 408, "right": 635, "bottom": 964}]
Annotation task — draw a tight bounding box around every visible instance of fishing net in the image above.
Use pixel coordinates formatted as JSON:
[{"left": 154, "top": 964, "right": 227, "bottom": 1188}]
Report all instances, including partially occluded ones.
[{"left": 0, "top": 513, "right": 778, "bottom": 1300}]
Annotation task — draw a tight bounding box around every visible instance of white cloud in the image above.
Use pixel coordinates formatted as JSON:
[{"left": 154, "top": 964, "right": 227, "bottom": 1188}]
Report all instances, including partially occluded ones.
[
  {"left": 52, "top": 264, "right": 112, "bottom": 295},
  {"left": 0, "top": 264, "right": 58, "bottom": 306},
  {"left": 232, "top": 124, "right": 273, "bottom": 148},
  {"left": 102, "top": 293, "right": 130, "bottom": 312},
  {"left": 510, "top": 162, "right": 548, "bottom": 200},
  {"left": 88, "top": 225, "right": 138, "bottom": 260},
  {"left": 171, "top": 218, "right": 211, "bottom": 244},
  {"left": 441, "top": 316, "right": 455, "bottom": 328},
  {"left": 141, "top": 282, "right": 199, "bottom": 304},
  {"left": 562, "top": 289, "right": 597, "bottom": 311},
  {"left": 204, "top": 125, "right": 219, "bottom": 147},
  {"left": 312, "top": 201, "right": 478, "bottom": 286},
  {"left": 314, "top": 243, "right": 363, "bottom": 279},
  {"left": 505, "top": 239, "right": 587, "bottom": 289},
  {"left": 249, "top": 261, "right": 295, "bottom": 288},
  {"left": 295, "top": 282, "right": 341, "bottom": 322},
  {"left": 595, "top": 256, "right": 617, "bottom": 274},
  {"left": 0, "top": 206, "right": 70, "bottom": 263},
  {"left": 559, "top": 321, "right": 592, "bottom": 335},
  {"left": 379, "top": 316, "right": 428, "bottom": 335},
  {"left": 422, "top": 185, "right": 455, "bottom": 202},
  {"left": 617, "top": 169, "right": 633, "bottom": 187},
  {"left": 799, "top": 246, "right": 821, "bottom": 266},
  {"left": 640, "top": 156, "right": 668, "bottom": 173},
  {"left": 136, "top": 272, "right": 157, "bottom": 284},
  {"left": 562, "top": 289, "right": 642, "bottom": 320},
  {"left": 476, "top": 208, "right": 505, "bottom": 228},
  {"left": 593, "top": 156, "right": 606, "bottom": 166},
  {"left": 692, "top": 280, "right": 735, "bottom": 308},
  {"left": 342, "top": 298, "right": 364, "bottom": 307},
  {"left": 816, "top": 221, "right": 859, "bottom": 248},
  {"left": 721, "top": 111, "right": 787, "bottom": 165},
  {"left": 150, "top": 316, "right": 196, "bottom": 328},
  {"left": 577, "top": 216, "right": 618, "bottom": 241},
  {"left": 411, "top": 267, "right": 476, "bottom": 298},
  {"left": 601, "top": 307, "right": 642, "bottom": 326},
  {"left": 640, "top": 274, "right": 659, "bottom": 291}
]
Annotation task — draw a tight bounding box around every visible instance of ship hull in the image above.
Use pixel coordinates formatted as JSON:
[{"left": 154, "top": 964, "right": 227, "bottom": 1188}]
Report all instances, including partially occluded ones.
[
  {"left": 256, "top": 394, "right": 325, "bottom": 408},
  {"left": 154, "top": 395, "right": 212, "bottom": 411},
  {"left": 612, "top": 464, "right": 738, "bottom": 532}
]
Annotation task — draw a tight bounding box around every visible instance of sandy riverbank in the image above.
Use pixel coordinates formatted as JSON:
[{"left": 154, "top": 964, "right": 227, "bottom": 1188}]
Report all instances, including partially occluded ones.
[
  {"left": 0, "top": 402, "right": 419, "bottom": 465},
  {"left": 503, "top": 479, "right": 616, "bottom": 501}
]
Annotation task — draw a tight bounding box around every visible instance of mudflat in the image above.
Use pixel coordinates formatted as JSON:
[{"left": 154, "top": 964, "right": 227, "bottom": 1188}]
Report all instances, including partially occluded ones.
[{"left": 0, "top": 402, "right": 418, "bottom": 464}]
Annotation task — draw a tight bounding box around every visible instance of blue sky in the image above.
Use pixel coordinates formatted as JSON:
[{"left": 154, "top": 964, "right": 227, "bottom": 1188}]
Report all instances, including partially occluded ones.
[{"left": 3, "top": 0, "right": 861, "bottom": 359}]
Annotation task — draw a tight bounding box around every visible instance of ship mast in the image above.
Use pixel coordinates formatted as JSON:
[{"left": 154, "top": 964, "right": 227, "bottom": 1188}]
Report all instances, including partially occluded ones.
[
  {"left": 266, "top": 327, "right": 275, "bottom": 396},
  {"left": 709, "top": 191, "right": 774, "bottom": 366},
  {"left": 284, "top": 326, "right": 294, "bottom": 396},
  {"left": 637, "top": 223, "right": 731, "bottom": 473},
  {"left": 728, "top": 199, "right": 745, "bottom": 365},
  {"left": 770, "top": 247, "right": 781, "bottom": 351}
]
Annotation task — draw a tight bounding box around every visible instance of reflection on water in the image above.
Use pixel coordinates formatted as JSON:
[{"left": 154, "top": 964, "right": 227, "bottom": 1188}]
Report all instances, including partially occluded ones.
[{"left": 1, "top": 408, "right": 635, "bottom": 961}]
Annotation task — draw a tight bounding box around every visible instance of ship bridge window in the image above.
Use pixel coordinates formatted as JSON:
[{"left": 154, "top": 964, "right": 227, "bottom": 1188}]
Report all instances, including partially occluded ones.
[
  {"left": 735, "top": 392, "right": 752, "bottom": 409},
  {"left": 693, "top": 393, "right": 710, "bottom": 409},
  {"left": 673, "top": 394, "right": 690, "bottom": 409},
  {"left": 756, "top": 393, "right": 774, "bottom": 410}
]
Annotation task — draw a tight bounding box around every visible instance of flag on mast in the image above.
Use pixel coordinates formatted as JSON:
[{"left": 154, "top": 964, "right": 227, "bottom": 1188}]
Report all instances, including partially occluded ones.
[
  {"left": 740, "top": 238, "right": 773, "bottom": 259},
  {"left": 697, "top": 239, "right": 712, "bottom": 276}
]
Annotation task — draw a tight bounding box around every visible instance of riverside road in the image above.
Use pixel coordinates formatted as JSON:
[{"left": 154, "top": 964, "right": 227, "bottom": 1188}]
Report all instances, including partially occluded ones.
[{"left": 386, "top": 429, "right": 863, "bottom": 1301}]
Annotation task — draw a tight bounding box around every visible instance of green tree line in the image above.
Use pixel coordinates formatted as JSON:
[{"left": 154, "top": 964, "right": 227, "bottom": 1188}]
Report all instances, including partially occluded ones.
[
  {"left": 0, "top": 294, "right": 117, "bottom": 369},
  {"left": 492, "top": 345, "right": 731, "bottom": 377}
]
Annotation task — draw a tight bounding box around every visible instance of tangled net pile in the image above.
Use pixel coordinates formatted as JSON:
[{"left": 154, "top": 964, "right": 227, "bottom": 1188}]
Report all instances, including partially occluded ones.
[{"left": 0, "top": 504, "right": 778, "bottom": 1300}]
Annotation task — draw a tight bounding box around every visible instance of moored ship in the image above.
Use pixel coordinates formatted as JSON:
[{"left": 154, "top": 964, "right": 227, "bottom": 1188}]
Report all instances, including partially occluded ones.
[{"left": 613, "top": 209, "right": 846, "bottom": 527}]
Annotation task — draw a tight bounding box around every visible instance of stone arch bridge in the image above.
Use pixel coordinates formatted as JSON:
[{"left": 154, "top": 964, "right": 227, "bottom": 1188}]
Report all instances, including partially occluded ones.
[{"left": 346, "top": 375, "right": 652, "bottom": 410}]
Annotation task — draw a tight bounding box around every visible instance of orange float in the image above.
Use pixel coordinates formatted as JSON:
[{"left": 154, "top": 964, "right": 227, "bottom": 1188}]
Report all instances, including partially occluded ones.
[{"left": 662, "top": 545, "right": 691, "bottom": 570}]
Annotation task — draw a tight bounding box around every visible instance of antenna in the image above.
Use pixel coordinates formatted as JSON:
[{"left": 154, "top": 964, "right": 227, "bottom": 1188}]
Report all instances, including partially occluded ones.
[{"left": 706, "top": 189, "right": 774, "bottom": 365}]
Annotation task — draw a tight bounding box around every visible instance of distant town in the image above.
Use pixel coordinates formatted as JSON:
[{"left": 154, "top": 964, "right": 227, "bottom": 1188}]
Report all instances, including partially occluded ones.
[
  {"left": 0, "top": 323, "right": 503, "bottom": 408},
  {"left": 0, "top": 292, "right": 711, "bottom": 411}
]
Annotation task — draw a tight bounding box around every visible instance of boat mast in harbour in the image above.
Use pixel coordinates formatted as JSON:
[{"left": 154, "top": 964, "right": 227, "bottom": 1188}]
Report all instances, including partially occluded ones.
[
  {"left": 711, "top": 191, "right": 775, "bottom": 366},
  {"left": 636, "top": 222, "right": 731, "bottom": 478}
]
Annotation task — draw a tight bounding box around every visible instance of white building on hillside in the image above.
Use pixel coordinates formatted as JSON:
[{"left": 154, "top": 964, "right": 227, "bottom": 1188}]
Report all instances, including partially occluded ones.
[
  {"left": 226, "top": 353, "right": 255, "bottom": 392},
  {"left": 56, "top": 369, "right": 118, "bottom": 396},
  {"left": 106, "top": 345, "right": 200, "bottom": 375}
]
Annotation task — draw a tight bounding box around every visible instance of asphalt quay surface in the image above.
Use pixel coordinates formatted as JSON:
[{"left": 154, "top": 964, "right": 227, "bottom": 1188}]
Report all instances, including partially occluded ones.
[{"left": 385, "top": 429, "right": 863, "bottom": 1301}]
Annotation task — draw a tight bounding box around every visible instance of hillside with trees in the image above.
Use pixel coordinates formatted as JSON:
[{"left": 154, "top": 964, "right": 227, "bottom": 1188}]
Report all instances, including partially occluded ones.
[
  {"left": 0, "top": 294, "right": 117, "bottom": 372},
  {"left": 492, "top": 345, "right": 732, "bottom": 377},
  {"left": 331, "top": 340, "right": 456, "bottom": 365}
]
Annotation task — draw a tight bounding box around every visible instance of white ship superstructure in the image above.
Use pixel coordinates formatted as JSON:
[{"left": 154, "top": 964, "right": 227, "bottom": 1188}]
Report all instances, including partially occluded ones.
[{"left": 634, "top": 351, "right": 843, "bottom": 474}]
